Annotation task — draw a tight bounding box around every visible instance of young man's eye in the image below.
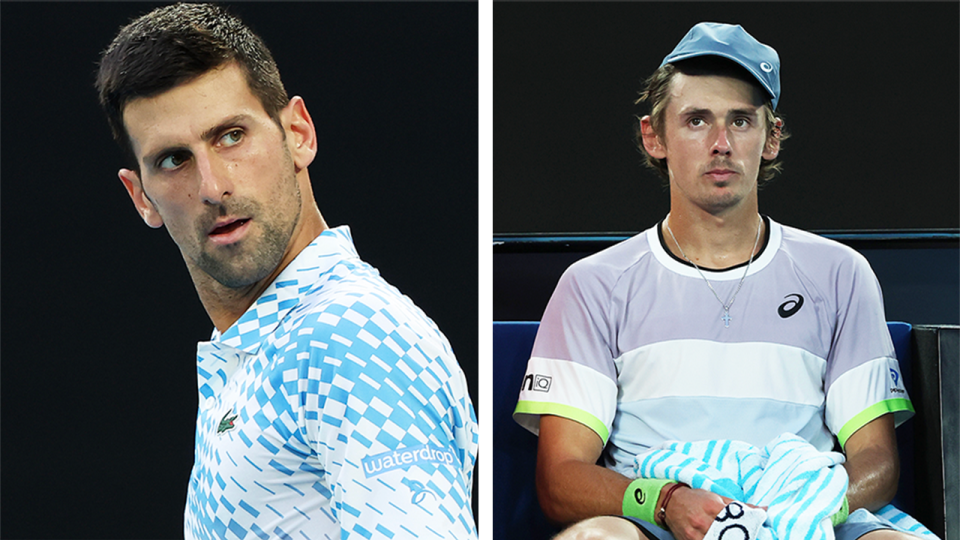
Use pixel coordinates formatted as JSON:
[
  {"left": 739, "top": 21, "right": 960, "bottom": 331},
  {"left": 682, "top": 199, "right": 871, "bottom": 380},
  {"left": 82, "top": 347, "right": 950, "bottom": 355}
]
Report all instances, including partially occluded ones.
[
  {"left": 733, "top": 118, "right": 749, "bottom": 128},
  {"left": 221, "top": 129, "right": 244, "bottom": 146},
  {"left": 158, "top": 153, "right": 187, "bottom": 170},
  {"left": 689, "top": 118, "right": 704, "bottom": 127}
]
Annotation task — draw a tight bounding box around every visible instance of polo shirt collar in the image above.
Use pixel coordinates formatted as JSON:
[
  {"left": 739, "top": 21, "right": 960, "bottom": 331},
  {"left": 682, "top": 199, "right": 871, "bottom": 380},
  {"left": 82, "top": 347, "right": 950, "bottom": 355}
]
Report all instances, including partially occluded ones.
[
  {"left": 213, "top": 226, "right": 358, "bottom": 352},
  {"left": 196, "top": 226, "right": 358, "bottom": 401}
]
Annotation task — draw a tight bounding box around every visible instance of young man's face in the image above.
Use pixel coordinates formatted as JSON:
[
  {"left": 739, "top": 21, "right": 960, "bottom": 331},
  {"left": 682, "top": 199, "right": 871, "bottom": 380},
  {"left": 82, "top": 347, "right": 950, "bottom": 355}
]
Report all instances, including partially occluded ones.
[
  {"left": 119, "top": 63, "right": 303, "bottom": 289},
  {"left": 647, "top": 72, "right": 779, "bottom": 215}
]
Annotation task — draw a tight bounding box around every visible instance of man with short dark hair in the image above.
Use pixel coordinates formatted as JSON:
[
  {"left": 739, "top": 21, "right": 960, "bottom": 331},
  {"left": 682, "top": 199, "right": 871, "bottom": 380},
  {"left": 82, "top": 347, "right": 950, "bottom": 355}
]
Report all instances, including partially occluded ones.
[
  {"left": 96, "top": 4, "right": 477, "bottom": 538},
  {"left": 515, "top": 23, "right": 923, "bottom": 540}
]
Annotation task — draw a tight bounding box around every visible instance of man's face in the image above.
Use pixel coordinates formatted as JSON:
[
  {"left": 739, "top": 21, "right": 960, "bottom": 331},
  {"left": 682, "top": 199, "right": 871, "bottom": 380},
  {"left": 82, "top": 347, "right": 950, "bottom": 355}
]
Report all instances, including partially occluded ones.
[
  {"left": 647, "top": 72, "right": 778, "bottom": 214},
  {"left": 119, "top": 63, "right": 302, "bottom": 289}
]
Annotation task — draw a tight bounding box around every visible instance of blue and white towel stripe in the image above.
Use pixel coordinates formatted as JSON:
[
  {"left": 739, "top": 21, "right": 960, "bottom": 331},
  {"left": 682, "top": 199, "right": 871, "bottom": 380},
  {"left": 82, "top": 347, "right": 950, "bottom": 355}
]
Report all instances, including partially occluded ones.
[{"left": 633, "top": 433, "right": 938, "bottom": 540}]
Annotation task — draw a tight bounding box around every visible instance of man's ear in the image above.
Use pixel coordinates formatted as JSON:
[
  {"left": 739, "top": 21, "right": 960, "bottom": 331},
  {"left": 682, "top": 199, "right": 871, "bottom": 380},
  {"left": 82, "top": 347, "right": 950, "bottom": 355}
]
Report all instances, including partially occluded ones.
[
  {"left": 639, "top": 115, "right": 667, "bottom": 159},
  {"left": 118, "top": 169, "right": 164, "bottom": 228},
  {"left": 282, "top": 96, "right": 317, "bottom": 172},
  {"left": 762, "top": 117, "right": 782, "bottom": 160}
]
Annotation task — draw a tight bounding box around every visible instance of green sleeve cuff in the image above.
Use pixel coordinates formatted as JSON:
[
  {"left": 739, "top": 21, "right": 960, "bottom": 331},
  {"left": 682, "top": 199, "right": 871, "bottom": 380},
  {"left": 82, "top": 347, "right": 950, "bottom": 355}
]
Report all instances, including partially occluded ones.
[
  {"left": 837, "top": 398, "right": 914, "bottom": 449},
  {"left": 514, "top": 400, "right": 610, "bottom": 444},
  {"left": 623, "top": 478, "right": 675, "bottom": 528},
  {"left": 831, "top": 495, "right": 849, "bottom": 527}
]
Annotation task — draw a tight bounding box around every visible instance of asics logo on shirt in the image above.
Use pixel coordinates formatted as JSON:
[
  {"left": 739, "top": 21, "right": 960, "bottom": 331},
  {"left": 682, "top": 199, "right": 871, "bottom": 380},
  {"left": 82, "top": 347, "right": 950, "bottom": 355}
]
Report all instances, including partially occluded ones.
[
  {"left": 778, "top": 294, "right": 804, "bottom": 318},
  {"left": 217, "top": 409, "right": 239, "bottom": 435}
]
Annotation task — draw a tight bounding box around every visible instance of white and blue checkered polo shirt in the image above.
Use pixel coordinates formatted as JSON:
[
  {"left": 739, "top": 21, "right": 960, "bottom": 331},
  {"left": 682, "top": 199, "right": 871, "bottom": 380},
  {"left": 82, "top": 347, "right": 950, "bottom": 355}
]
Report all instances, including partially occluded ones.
[{"left": 185, "top": 226, "right": 478, "bottom": 539}]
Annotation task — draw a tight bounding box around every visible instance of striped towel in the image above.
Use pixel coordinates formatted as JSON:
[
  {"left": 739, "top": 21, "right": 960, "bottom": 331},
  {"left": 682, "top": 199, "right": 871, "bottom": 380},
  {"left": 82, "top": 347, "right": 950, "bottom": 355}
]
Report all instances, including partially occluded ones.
[{"left": 632, "top": 433, "right": 938, "bottom": 540}]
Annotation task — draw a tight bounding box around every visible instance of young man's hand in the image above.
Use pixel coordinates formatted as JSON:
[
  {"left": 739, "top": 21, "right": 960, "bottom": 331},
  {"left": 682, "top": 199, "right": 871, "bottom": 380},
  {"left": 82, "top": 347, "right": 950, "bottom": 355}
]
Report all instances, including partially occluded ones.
[
  {"left": 662, "top": 487, "right": 766, "bottom": 540},
  {"left": 661, "top": 486, "right": 730, "bottom": 540}
]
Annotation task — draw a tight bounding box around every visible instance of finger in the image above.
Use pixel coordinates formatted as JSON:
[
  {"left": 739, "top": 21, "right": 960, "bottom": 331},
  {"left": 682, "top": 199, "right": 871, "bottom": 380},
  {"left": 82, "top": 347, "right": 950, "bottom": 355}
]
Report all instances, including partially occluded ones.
[{"left": 717, "top": 496, "right": 764, "bottom": 511}]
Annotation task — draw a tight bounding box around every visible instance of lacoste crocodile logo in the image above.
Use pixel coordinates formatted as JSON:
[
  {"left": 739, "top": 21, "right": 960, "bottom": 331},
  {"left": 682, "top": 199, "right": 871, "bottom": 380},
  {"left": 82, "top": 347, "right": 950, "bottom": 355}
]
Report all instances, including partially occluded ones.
[{"left": 218, "top": 409, "right": 239, "bottom": 435}]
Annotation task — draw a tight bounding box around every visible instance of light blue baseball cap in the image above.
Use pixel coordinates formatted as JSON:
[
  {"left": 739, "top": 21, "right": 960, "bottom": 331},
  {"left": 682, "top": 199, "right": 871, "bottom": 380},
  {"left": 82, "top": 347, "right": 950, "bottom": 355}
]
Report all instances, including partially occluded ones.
[{"left": 661, "top": 22, "right": 781, "bottom": 109}]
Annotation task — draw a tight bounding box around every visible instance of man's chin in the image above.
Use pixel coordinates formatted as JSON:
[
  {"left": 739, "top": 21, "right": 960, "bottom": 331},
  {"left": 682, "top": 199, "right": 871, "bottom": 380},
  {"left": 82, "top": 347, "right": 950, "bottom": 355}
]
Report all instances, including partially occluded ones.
[
  {"left": 700, "top": 193, "right": 746, "bottom": 214},
  {"left": 197, "top": 252, "right": 277, "bottom": 290},
  {"left": 190, "top": 221, "right": 295, "bottom": 291}
]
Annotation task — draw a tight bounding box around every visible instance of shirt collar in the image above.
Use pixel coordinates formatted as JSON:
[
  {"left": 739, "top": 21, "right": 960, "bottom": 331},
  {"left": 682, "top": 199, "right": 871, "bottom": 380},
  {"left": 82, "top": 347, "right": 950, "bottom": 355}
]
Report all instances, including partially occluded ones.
[
  {"left": 195, "top": 226, "right": 358, "bottom": 401},
  {"left": 211, "top": 225, "right": 358, "bottom": 354}
]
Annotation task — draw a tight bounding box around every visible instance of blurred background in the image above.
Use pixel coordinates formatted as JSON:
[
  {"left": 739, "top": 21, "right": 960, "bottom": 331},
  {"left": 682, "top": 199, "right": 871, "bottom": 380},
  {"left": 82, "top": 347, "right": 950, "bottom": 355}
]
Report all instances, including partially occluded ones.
[
  {"left": 493, "top": 1, "right": 959, "bottom": 327},
  {"left": 495, "top": 2, "right": 959, "bottom": 234}
]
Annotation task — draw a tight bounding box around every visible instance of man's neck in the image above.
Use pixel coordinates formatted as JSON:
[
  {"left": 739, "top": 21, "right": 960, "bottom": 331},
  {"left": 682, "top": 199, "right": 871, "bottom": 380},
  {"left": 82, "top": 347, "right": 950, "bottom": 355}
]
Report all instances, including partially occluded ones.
[
  {"left": 663, "top": 204, "right": 764, "bottom": 270},
  {"left": 191, "top": 209, "right": 328, "bottom": 334}
]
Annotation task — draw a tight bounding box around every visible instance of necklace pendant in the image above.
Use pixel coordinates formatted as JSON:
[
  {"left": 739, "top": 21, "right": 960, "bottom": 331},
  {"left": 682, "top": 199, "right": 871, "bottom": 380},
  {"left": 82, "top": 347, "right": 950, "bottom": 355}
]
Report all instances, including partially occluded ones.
[{"left": 665, "top": 214, "right": 762, "bottom": 332}]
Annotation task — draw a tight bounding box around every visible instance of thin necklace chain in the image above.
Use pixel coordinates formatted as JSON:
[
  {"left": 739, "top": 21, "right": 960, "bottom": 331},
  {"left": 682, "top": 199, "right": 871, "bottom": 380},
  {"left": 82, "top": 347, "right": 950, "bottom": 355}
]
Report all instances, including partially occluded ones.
[{"left": 665, "top": 214, "right": 763, "bottom": 327}]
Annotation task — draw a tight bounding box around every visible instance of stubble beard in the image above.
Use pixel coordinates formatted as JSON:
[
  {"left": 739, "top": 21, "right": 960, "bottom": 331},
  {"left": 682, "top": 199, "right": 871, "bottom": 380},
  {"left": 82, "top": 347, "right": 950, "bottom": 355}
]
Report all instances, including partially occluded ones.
[
  {"left": 701, "top": 189, "right": 742, "bottom": 214},
  {"left": 194, "top": 151, "right": 302, "bottom": 290},
  {"left": 696, "top": 159, "right": 754, "bottom": 214}
]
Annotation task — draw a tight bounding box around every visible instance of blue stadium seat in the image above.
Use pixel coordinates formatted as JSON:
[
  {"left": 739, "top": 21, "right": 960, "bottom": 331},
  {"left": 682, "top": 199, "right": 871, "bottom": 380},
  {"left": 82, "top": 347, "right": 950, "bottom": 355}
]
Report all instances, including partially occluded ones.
[
  {"left": 492, "top": 322, "right": 558, "bottom": 540},
  {"left": 886, "top": 322, "right": 915, "bottom": 514},
  {"left": 493, "top": 321, "right": 916, "bottom": 540}
]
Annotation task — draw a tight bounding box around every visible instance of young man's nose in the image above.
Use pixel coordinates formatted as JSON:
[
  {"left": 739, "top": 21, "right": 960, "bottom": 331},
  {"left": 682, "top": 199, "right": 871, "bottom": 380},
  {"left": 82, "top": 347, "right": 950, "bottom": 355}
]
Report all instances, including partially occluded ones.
[
  {"left": 711, "top": 127, "right": 732, "bottom": 156},
  {"left": 196, "top": 152, "right": 234, "bottom": 204}
]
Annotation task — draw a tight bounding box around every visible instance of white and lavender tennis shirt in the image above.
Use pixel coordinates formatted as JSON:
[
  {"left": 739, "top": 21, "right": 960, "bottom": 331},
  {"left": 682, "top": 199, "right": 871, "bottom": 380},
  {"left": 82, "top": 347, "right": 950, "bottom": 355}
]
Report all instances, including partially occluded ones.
[
  {"left": 514, "top": 217, "right": 913, "bottom": 477},
  {"left": 186, "top": 226, "right": 478, "bottom": 539}
]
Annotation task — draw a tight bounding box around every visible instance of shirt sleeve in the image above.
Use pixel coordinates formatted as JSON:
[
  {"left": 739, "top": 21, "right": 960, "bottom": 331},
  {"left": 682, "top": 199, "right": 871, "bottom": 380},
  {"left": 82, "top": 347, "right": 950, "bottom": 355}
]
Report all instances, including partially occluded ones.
[
  {"left": 513, "top": 258, "right": 621, "bottom": 445},
  {"left": 293, "top": 299, "right": 478, "bottom": 539},
  {"left": 822, "top": 250, "right": 915, "bottom": 449}
]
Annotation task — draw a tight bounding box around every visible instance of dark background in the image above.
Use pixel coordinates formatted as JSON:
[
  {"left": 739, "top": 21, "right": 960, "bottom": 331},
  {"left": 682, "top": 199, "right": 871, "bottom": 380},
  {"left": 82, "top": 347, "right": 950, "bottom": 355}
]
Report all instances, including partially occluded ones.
[
  {"left": 495, "top": 1, "right": 960, "bottom": 234},
  {"left": 1, "top": 2, "right": 478, "bottom": 538}
]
